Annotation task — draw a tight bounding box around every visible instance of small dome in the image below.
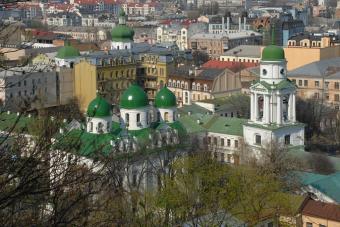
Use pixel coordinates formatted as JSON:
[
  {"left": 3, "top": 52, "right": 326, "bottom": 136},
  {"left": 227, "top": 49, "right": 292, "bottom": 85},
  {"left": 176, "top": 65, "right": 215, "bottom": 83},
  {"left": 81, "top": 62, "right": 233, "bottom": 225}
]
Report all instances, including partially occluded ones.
[
  {"left": 155, "top": 86, "right": 176, "bottom": 108},
  {"left": 120, "top": 84, "right": 148, "bottom": 109},
  {"left": 261, "top": 45, "right": 285, "bottom": 61},
  {"left": 111, "top": 25, "right": 135, "bottom": 42},
  {"left": 56, "top": 43, "right": 80, "bottom": 59},
  {"left": 87, "top": 96, "right": 111, "bottom": 117}
]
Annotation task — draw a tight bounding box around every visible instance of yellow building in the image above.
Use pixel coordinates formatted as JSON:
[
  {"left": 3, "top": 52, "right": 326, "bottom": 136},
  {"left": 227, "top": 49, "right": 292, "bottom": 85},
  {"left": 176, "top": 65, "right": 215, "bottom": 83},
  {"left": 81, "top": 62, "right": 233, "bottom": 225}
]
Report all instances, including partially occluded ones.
[
  {"left": 74, "top": 57, "right": 137, "bottom": 112},
  {"left": 285, "top": 36, "right": 340, "bottom": 71},
  {"left": 138, "top": 52, "right": 172, "bottom": 100},
  {"left": 287, "top": 57, "right": 340, "bottom": 109}
]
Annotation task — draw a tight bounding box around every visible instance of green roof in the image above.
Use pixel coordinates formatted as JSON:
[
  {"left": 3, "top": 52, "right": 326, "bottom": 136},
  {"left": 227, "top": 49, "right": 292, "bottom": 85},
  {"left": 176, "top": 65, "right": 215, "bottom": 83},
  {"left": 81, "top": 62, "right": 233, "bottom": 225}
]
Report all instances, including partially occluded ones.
[
  {"left": 87, "top": 96, "right": 111, "bottom": 117},
  {"left": 251, "top": 79, "right": 296, "bottom": 91},
  {"left": 261, "top": 45, "right": 285, "bottom": 61},
  {"left": 295, "top": 171, "right": 340, "bottom": 203},
  {"left": 56, "top": 44, "right": 80, "bottom": 59},
  {"left": 155, "top": 86, "right": 177, "bottom": 108},
  {"left": 111, "top": 25, "right": 134, "bottom": 42},
  {"left": 120, "top": 84, "right": 148, "bottom": 109},
  {"left": 243, "top": 121, "right": 305, "bottom": 131},
  {"left": 178, "top": 113, "right": 246, "bottom": 136}
]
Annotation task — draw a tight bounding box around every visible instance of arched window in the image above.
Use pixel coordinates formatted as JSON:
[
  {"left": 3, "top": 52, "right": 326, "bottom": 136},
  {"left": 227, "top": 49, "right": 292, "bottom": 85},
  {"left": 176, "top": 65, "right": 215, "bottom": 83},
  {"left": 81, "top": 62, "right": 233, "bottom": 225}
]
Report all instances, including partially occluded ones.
[
  {"left": 185, "top": 82, "right": 188, "bottom": 89},
  {"left": 192, "top": 82, "right": 196, "bottom": 90},
  {"left": 177, "top": 81, "right": 180, "bottom": 88},
  {"left": 197, "top": 83, "right": 200, "bottom": 91},
  {"left": 98, "top": 122, "right": 104, "bottom": 133},
  {"left": 89, "top": 122, "right": 93, "bottom": 132},
  {"left": 125, "top": 113, "right": 130, "bottom": 123},
  {"left": 164, "top": 112, "right": 169, "bottom": 122},
  {"left": 204, "top": 84, "right": 208, "bottom": 92},
  {"left": 168, "top": 79, "right": 172, "bottom": 87},
  {"left": 181, "top": 81, "right": 184, "bottom": 88},
  {"left": 137, "top": 113, "right": 140, "bottom": 123}
]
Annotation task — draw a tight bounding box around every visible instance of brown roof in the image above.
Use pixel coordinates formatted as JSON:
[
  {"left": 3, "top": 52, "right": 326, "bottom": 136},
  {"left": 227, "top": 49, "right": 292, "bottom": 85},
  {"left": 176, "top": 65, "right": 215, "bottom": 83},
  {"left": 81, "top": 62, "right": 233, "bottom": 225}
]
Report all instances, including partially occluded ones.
[{"left": 301, "top": 198, "right": 340, "bottom": 222}]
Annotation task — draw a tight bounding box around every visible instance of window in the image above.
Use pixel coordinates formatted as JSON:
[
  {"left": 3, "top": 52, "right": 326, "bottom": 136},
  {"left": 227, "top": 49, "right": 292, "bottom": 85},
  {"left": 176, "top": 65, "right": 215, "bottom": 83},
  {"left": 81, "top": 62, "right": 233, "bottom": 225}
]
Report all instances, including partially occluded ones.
[
  {"left": 125, "top": 113, "right": 130, "bottom": 123},
  {"left": 298, "top": 80, "right": 302, "bottom": 86},
  {"left": 262, "top": 69, "right": 267, "bottom": 76},
  {"left": 255, "top": 134, "right": 261, "bottom": 145},
  {"left": 335, "top": 94, "right": 340, "bottom": 101},
  {"left": 284, "top": 135, "right": 290, "bottom": 145},
  {"left": 227, "top": 139, "right": 231, "bottom": 147},
  {"left": 336, "top": 82, "right": 340, "bottom": 89},
  {"left": 98, "top": 122, "right": 104, "bottom": 133},
  {"left": 220, "top": 153, "right": 225, "bottom": 163},
  {"left": 306, "top": 223, "right": 312, "bottom": 227},
  {"left": 89, "top": 122, "right": 93, "bottom": 132},
  {"left": 267, "top": 222, "right": 273, "bottom": 227},
  {"left": 292, "top": 79, "right": 296, "bottom": 84},
  {"left": 280, "top": 69, "right": 285, "bottom": 75},
  {"left": 164, "top": 112, "right": 169, "bottom": 122},
  {"left": 315, "top": 81, "right": 319, "bottom": 87},
  {"left": 221, "top": 138, "right": 224, "bottom": 146},
  {"left": 137, "top": 113, "right": 140, "bottom": 123},
  {"left": 304, "top": 80, "right": 308, "bottom": 86},
  {"left": 213, "top": 137, "right": 217, "bottom": 145},
  {"left": 235, "top": 140, "right": 239, "bottom": 148},
  {"left": 208, "top": 137, "right": 211, "bottom": 144},
  {"left": 326, "top": 93, "right": 329, "bottom": 100},
  {"left": 314, "top": 93, "right": 319, "bottom": 99},
  {"left": 325, "top": 81, "right": 329, "bottom": 88}
]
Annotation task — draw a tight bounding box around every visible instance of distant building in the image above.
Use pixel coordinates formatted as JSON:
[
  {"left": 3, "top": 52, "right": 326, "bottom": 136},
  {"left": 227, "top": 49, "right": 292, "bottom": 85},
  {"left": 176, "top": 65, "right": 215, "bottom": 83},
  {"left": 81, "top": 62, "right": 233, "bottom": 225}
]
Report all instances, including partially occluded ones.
[
  {"left": 167, "top": 66, "right": 242, "bottom": 106},
  {"left": 287, "top": 58, "right": 340, "bottom": 109},
  {"left": 156, "top": 23, "right": 207, "bottom": 51},
  {"left": 189, "top": 31, "right": 262, "bottom": 59},
  {"left": 0, "top": 66, "right": 58, "bottom": 111},
  {"left": 52, "top": 26, "right": 107, "bottom": 42},
  {"left": 122, "top": 3, "right": 157, "bottom": 16},
  {"left": 46, "top": 12, "right": 82, "bottom": 27},
  {"left": 219, "top": 45, "right": 263, "bottom": 64},
  {"left": 285, "top": 34, "right": 340, "bottom": 71}
]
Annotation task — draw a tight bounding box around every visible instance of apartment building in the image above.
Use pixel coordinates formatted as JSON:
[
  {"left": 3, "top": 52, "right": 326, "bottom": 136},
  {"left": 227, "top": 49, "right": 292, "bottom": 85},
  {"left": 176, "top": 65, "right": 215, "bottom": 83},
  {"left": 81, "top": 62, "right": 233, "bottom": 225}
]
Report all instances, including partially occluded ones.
[
  {"left": 219, "top": 45, "right": 263, "bottom": 64},
  {"left": 285, "top": 34, "right": 340, "bottom": 71},
  {"left": 167, "top": 66, "right": 241, "bottom": 106},
  {"left": 287, "top": 57, "right": 340, "bottom": 109}
]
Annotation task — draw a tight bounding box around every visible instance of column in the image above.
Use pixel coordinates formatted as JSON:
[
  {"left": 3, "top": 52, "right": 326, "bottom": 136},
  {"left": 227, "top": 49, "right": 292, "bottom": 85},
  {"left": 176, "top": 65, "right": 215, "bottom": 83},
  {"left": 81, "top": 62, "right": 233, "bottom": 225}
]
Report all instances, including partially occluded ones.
[
  {"left": 292, "top": 93, "right": 296, "bottom": 122},
  {"left": 277, "top": 95, "right": 282, "bottom": 125},
  {"left": 264, "top": 95, "right": 270, "bottom": 124},
  {"left": 254, "top": 93, "right": 258, "bottom": 121},
  {"left": 250, "top": 93, "right": 255, "bottom": 121},
  {"left": 288, "top": 94, "right": 292, "bottom": 121}
]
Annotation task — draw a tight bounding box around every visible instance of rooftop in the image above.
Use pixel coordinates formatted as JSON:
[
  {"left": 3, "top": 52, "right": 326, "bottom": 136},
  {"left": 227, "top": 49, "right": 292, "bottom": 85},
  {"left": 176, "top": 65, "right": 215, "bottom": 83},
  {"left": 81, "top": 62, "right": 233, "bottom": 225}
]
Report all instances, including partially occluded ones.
[
  {"left": 301, "top": 198, "right": 340, "bottom": 222},
  {"left": 222, "top": 45, "right": 263, "bottom": 58}
]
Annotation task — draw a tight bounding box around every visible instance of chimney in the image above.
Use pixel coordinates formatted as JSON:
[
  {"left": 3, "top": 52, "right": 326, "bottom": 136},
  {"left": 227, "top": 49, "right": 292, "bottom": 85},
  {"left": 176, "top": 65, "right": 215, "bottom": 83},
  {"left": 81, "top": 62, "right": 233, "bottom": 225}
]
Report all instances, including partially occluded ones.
[
  {"left": 222, "top": 16, "right": 225, "bottom": 35},
  {"left": 227, "top": 17, "right": 230, "bottom": 34},
  {"left": 238, "top": 17, "right": 242, "bottom": 32}
]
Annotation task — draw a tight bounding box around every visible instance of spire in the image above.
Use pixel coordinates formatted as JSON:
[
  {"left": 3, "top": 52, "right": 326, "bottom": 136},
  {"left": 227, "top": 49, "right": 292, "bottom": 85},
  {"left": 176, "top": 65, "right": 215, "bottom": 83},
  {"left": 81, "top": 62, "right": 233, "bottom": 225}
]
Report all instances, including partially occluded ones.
[{"left": 271, "top": 23, "right": 275, "bottom": 45}]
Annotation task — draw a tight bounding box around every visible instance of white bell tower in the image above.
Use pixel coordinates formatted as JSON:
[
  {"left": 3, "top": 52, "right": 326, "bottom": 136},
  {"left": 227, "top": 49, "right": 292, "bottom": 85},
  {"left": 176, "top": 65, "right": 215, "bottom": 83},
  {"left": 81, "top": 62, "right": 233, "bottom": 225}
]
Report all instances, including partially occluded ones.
[{"left": 243, "top": 35, "right": 304, "bottom": 156}]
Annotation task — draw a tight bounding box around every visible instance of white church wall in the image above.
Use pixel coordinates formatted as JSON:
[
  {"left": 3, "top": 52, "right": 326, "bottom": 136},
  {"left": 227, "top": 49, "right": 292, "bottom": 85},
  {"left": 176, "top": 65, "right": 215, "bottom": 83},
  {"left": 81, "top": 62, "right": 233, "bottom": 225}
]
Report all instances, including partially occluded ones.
[{"left": 120, "top": 107, "right": 149, "bottom": 130}]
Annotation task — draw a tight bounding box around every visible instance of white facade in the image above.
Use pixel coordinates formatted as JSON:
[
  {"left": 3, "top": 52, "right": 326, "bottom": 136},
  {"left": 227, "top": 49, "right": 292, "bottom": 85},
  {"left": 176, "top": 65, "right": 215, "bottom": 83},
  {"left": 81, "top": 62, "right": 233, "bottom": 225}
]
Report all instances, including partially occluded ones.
[
  {"left": 86, "top": 116, "right": 112, "bottom": 134},
  {"left": 120, "top": 107, "right": 150, "bottom": 130},
  {"left": 157, "top": 107, "right": 177, "bottom": 123},
  {"left": 156, "top": 25, "right": 188, "bottom": 51},
  {"left": 55, "top": 57, "right": 80, "bottom": 68},
  {"left": 111, "top": 41, "right": 132, "bottom": 51}
]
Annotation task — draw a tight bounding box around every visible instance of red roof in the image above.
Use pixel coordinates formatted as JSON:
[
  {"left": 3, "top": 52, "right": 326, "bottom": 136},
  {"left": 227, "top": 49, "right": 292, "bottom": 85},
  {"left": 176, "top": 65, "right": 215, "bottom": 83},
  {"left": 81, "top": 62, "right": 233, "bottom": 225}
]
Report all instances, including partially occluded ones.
[
  {"left": 301, "top": 199, "right": 340, "bottom": 222},
  {"left": 202, "top": 60, "right": 258, "bottom": 72}
]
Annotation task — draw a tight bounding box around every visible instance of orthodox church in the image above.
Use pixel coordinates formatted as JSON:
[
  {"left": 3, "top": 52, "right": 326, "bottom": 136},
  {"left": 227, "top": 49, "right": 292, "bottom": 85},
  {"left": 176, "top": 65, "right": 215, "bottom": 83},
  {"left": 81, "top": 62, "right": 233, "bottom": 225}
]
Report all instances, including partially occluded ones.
[{"left": 53, "top": 42, "right": 304, "bottom": 162}]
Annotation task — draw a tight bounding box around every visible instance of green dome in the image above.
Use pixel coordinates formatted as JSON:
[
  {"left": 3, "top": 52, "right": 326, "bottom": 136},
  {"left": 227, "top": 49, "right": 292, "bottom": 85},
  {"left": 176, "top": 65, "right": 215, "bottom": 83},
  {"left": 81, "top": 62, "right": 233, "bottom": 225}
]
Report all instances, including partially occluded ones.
[
  {"left": 56, "top": 45, "right": 80, "bottom": 59},
  {"left": 261, "top": 45, "right": 285, "bottom": 61},
  {"left": 120, "top": 84, "right": 148, "bottom": 109},
  {"left": 111, "top": 25, "right": 135, "bottom": 42},
  {"left": 87, "top": 96, "right": 111, "bottom": 117},
  {"left": 155, "top": 86, "right": 176, "bottom": 108}
]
